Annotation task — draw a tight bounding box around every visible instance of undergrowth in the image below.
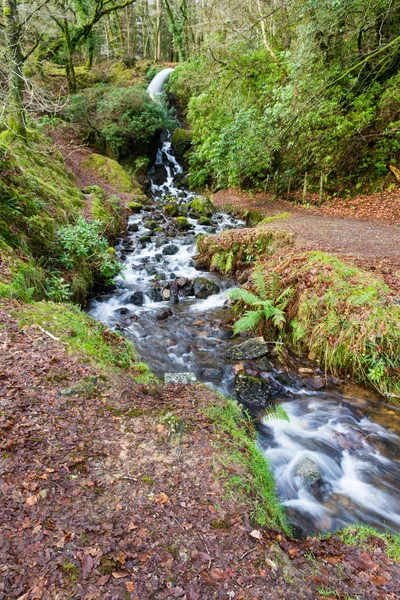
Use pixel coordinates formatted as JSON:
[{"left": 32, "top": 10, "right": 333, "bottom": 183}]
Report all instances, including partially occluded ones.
[
  {"left": 207, "top": 397, "right": 289, "bottom": 533},
  {"left": 196, "top": 228, "right": 293, "bottom": 275}
]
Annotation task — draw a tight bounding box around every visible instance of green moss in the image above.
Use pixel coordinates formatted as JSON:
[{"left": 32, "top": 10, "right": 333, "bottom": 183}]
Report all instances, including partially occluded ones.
[
  {"left": 198, "top": 216, "right": 212, "bottom": 226},
  {"left": 83, "top": 153, "right": 135, "bottom": 193},
  {"left": 61, "top": 560, "right": 80, "bottom": 583},
  {"left": 176, "top": 216, "right": 189, "bottom": 230},
  {"left": 171, "top": 127, "right": 192, "bottom": 146},
  {"left": 190, "top": 196, "right": 216, "bottom": 217},
  {"left": 17, "top": 302, "right": 140, "bottom": 374},
  {"left": 244, "top": 210, "right": 263, "bottom": 227},
  {"left": 164, "top": 203, "right": 179, "bottom": 217},
  {"left": 128, "top": 202, "right": 143, "bottom": 213},
  {"left": 83, "top": 184, "right": 106, "bottom": 200},
  {"left": 207, "top": 398, "right": 289, "bottom": 532},
  {"left": 259, "top": 212, "right": 290, "bottom": 225}
]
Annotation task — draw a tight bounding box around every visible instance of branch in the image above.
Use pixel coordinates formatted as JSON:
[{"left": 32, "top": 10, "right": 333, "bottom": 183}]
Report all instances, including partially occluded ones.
[{"left": 22, "top": 34, "right": 44, "bottom": 63}]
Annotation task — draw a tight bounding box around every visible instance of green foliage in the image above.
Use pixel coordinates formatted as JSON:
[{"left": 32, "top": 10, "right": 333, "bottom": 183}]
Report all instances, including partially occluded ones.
[
  {"left": 207, "top": 397, "right": 289, "bottom": 532},
  {"left": 229, "top": 265, "right": 291, "bottom": 335},
  {"left": 91, "top": 193, "right": 123, "bottom": 240},
  {"left": 169, "top": 4, "right": 400, "bottom": 194},
  {"left": 66, "top": 83, "right": 176, "bottom": 159},
  {"left": 57, "top": 216, "right": 122, "bottom": 285}
]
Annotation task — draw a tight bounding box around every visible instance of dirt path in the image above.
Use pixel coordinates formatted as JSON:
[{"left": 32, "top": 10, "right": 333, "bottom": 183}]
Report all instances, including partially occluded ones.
[
  {"left": 1, "top": 301, "right": 399, "bottom": 599},
  {"left": 213, "top": 190, "right": 400, "bottom": 265}
]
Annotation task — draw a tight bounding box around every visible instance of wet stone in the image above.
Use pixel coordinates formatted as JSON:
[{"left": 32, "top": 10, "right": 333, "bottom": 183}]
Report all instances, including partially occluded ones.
[
  {"left": 295, "top": 457, "right": 322, "bottom": 486},
  {"left": 304, "top": 376, "right": 326, "bottom": 391},
  {"left": 162, "top": 244, "right": 180, "bottom": 256},
  {"left": 234, "top": 374, "right": 271, "bottom": 408},
  {"left": 193, "top": 277, "right": 220, "bottom": 299},
  {"left": 156, "top": 309, "right": 173, "bottom": 321},
  {"left": 258, "top": 356, "right": 274, "bottom": 372},
  {"left": 164, "top": 373, "right": 197, "bottom": 384},
  {"left": 226, "top": 337, "right": 269, "bottom": 360},
  {"left": 129, "top": 291, "right": 144, "bottom": 306}
]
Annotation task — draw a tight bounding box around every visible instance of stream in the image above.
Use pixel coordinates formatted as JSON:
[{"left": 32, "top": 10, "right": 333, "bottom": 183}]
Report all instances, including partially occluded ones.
[{"left": 89, "top": 131, "right": 400, "bottom": 538}]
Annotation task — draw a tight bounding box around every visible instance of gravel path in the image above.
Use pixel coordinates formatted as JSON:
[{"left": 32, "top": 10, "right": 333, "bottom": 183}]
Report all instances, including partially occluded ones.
[{"left": 213, "top": 191, "right": 400, "bottom": 264}]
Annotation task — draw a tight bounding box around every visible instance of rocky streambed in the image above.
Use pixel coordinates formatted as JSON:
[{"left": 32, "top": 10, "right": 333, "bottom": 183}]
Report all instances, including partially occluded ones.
[{"left": 89, "top": 133, "right": 400, "bottom": 537}]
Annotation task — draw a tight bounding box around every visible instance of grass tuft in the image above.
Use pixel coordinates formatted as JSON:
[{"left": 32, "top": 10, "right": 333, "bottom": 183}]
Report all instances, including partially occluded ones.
[{"left": 207, "top": 398, "right": 289, "bottom": 533}]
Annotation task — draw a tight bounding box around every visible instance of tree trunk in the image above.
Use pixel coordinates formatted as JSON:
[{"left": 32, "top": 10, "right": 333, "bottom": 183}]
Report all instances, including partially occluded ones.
[
  {"left": 155, "top": 0, "right": 162, "bottom": 61},
  {"left": 3, "top": 0, "right": 26, "bottom": 139},
  {"left": 63, "top": 19, "right": 77, "bottom": 94}
]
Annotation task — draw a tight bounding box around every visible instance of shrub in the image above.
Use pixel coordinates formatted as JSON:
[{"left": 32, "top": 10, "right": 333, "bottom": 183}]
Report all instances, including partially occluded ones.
[
  {"left": 66, "top": 83, "right": 176, "bottom": 159},
  {"left": 57, "top": 216, "right": 122, "bottom": 285}
]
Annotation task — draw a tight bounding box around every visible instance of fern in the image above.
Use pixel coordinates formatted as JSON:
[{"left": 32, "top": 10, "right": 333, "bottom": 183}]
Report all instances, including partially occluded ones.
[
  {"left": 225, "top": 250, "right": 235, "bottom": 274},
  {"left": 229, "top": 263, "right": 291, "bottom": 335},
  {"left": 251, "top": 264, "right": 268, "bottom": 299},
  {"left": 229, "top": 287, "right": 262, "bottom": 306},
  {"left": 211, "top": 251, "right": 226, "bottom": 272},
  {"left": 264, "top": 405, "right": 290, "bottom": 422},
  {"left": 233, "top": 310, "right": 262, "bottom": 334}
]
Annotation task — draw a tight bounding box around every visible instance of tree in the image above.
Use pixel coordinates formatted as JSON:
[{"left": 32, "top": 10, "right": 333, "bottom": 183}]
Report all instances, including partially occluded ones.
[
  {"left": 48, "top": 0, "right": 138, "bottom": 93},
  {"left": 2, "top": 0, "right": 48, "bottom": 139}
]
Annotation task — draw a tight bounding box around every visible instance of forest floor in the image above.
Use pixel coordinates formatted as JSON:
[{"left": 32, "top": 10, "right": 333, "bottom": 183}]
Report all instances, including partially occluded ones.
[{"left": 1, "top": 300, "right": 400, "bottom": 600}]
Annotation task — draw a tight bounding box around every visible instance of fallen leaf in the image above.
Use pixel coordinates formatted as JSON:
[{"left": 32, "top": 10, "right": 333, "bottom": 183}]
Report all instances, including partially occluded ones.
[
  {"left": 26, "top": 495, "right": 38, "bottom": 506},
  {"left": 125, "top": 581, "right": 135, "bottom": 592},
  {"left": 250, "top": 529, "right": 262, "bottom": 540},
  {"left": 210, "top": 567, "right": 224, "bottom": 580},
  {"left": 154, "top": 492, "right": 169, "bottom": 504},
  {"left": 97, "top": 574, "right": 110, "bottom": 586},
  {"left": 112, "top": 570, "right": 129, "bottom": 579}
]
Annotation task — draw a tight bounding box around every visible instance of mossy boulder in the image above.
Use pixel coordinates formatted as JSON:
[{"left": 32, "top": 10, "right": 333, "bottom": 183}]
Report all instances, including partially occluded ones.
[
  {"left": 146, "top": 220, "right": 158, "bottom": 231},
  {"left": 193, "top": 277, "right": 220, "bottom": 299},
  {"left": 176, "top": 216, "right": 190, "bottom": 230},
  {"left": 83, "top": 153, "right": 136, "bottom": 193},
  {"left": 171, "top": 127, "right": 192, "bottom": 160},
  {"left": 128, "top": 202, "right": 143, "bottom": 213},
  {"left": 190, "top": 197, "right": 216, "bottom": 217},
  {"left": 244, "top": 210, "right": 263, "bottom": 227},
  {"left": 164, "top": 204, "right": 179, "bottom": 217},
  {"left": 82, "top": 184, "right": 106, "bottom": 200},
  {"left": 198, "top": 216, "right": 212, "bottom": 226},
  {"left": 140, "top": 235, "right": 152, "bottom": 244}
]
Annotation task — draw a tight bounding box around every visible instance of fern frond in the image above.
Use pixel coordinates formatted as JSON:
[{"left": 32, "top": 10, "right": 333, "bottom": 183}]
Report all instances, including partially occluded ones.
[
  {"left": 233, "top": 310, "right": 262, "bottom": 334},
  {"left": 268, "top": 272, "right": 281, "bottom": 301},
  {"left": 211, "top": 251, "right": 226, "bottom": 272},
  {"left": 276, "top": 286, "right": 293, "bottom": 309},
  {"left": 229, "top": 287, "right": 261, "bottom": 306},
  {"left": 251, "top": 264, "right": 268, "bottom": 300},
  {"left": 264, "top": 405, "right": 290, "bottom": 422},
  {"left": 271, "top": 307, "right": 286, "bottom": 329},
  {"left": 225, "top": 250, "right": 235, "bottom": 274}
]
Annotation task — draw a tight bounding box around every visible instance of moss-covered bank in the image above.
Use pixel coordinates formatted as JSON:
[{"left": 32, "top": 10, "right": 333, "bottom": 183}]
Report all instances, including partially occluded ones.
[{"left": 0, "top": 132, "right": 140, "bottom": 305}]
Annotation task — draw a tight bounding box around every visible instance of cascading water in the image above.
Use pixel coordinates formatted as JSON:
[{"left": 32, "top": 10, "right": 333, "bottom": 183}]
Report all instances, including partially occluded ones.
[{"left": 89, "top": 88, "right": 400, "bottom": 536}]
